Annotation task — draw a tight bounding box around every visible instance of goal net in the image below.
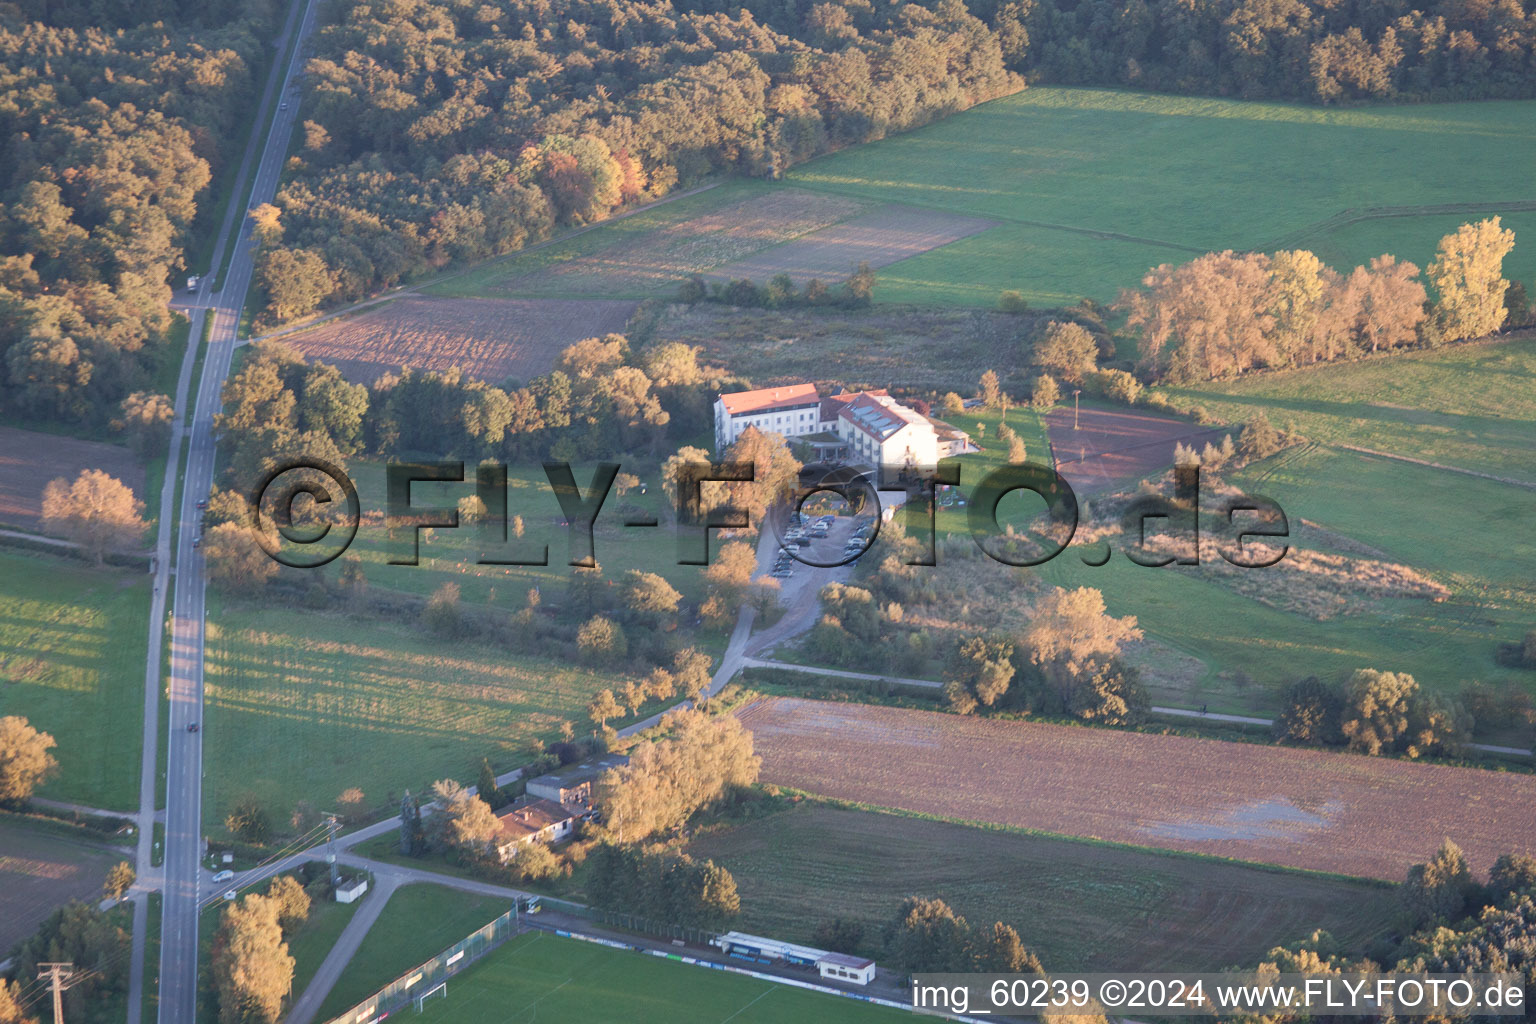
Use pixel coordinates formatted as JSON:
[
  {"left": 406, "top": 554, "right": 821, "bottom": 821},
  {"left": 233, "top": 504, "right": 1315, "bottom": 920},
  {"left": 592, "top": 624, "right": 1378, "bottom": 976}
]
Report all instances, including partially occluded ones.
[{"left": 415, "top": 982, "right": 447, "bottom": 1013}]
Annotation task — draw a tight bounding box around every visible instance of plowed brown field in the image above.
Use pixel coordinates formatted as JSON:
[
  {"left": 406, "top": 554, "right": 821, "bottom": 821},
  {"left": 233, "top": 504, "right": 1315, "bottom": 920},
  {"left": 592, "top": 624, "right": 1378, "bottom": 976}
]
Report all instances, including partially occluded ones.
[
  {"left": 737, "top": 697, "right": 1536, "bottom": 880},
  {"left": 0, "top": 426, "right": 145, "bottom": 529},
  {"left": 282, "top": 295, "right": 638, "bottom": 385}
]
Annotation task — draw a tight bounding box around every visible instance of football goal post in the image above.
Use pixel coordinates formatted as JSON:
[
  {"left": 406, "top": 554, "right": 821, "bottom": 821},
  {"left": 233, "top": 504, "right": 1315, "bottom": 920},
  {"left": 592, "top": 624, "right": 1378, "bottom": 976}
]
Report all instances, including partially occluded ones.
[{"left": 415, "top": 982, "right": 447, "bottom": 1013}]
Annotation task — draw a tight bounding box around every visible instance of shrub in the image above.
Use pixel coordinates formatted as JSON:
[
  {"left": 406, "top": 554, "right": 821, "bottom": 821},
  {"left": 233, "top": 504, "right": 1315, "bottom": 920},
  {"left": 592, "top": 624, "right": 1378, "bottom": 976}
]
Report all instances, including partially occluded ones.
[
  {"left": 998, "top": 290, "right": 1029, "bottom": 313},
  {"left": 1030, "top": 374, "right": 1060, "bottom": 409}
]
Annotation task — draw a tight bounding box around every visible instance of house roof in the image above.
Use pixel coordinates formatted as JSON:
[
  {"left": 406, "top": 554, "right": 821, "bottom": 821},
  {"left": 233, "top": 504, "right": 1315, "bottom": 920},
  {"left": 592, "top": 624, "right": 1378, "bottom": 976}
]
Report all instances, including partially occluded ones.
[
  {"left": 527, "top": 753, "right": 629, "bottom": 793},
  {"left": 819, "top": 387, "right": 886, "bottom": 422},
  {"left": 718, "top": 383, "right": 819, "bottom": 416},
  {"left": 838, "top": 393, "right": 930, "bottom": 442},
  {"left": 817, "top": 952, "right": 875, "bottom": 970},
  {"left": 495, "top": 797, "right": 573, "bottom": 843}
]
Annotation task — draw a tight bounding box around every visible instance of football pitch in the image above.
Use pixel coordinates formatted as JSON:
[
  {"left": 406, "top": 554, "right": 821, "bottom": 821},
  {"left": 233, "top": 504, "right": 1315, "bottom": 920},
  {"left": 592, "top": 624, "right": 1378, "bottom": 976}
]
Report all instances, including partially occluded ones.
[{"left": 411, "top": 931, "right": 912, "bottom": 1024}]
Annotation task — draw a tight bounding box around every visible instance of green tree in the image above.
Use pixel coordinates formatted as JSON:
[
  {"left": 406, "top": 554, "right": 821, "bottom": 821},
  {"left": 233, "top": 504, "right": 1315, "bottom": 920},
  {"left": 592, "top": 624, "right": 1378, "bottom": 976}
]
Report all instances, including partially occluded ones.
[
  {"left": 112, "top": 391, "right": 175, "bottom": 456},
  {"left": 225, "top": 795, "right": 271, "bottom": 844},
  {"left": 258, "top": 247, "right": 332, "bottom": 323},
  {"left": 422, "top": 582, "right": 466, "bottom": 637},
  {"left": 398, "top": 790, "right": 423, "bottom": 856},
  {"left": 1402, "top": 838, "right": 1474, "bottom": 927},
  {"left": 476, "top": 758, "right": 502, "bottom": 810},
  {"left": 1427, "top": 218, "right": 1516, "bottom": 342},
  {"left": 622, "top": 570, "right": 682, "bottom": 621},
  {"left": 204, "top": 522, "right": 279, "bottom": 595},
  {"left": 1276, "top": 676, "right": 1343, "bottom": 745},
  {"left": 884, "top": 897, "right": 972, "bottom": 975},
  {"left": 1030, "top": 373, "right": 1060, "bottom": 409},
  {"left": 1340, "top": 668, "right": 1418, "bottom": 755}
]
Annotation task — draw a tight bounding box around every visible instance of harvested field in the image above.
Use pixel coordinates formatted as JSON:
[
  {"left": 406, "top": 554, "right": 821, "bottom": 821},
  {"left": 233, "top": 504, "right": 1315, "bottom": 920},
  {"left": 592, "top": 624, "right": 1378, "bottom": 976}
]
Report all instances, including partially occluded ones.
[
  {"left": 1043, "top": 406, "right": 1228, "bottom": 494},
  {"left": 687, "top": 803, "right": 1396, "bottom": 970},
  {"left": 281, "top": 295, "right": 638, "bottom": 385},
  {"left": 499, "top": 189, "right": 866, "bottom": 297},
  {"left": 0, "top": 817, "right": 119, "bottom": 951},
  {"left": 0, "top": 426, "right": 144, "bottom": 530},
  {"left": 650, "top": 303, "right": 1042, "bottom": 392},
  {"left": 706, "top": 206, "right": 997, "bottom": 285},
  {"left": 737, "top": 697, "right": 1536, "bottom": 881}
]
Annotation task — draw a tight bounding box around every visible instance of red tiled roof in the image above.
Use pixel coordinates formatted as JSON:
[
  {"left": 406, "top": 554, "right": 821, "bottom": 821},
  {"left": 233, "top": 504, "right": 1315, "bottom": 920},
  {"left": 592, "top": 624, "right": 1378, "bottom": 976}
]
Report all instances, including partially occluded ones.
[
  {"left": 495, "top": 798, "right": 573, "bottom": 843},
  {"left": 719, "top": 382, "right": 819, "bottom": 416}
]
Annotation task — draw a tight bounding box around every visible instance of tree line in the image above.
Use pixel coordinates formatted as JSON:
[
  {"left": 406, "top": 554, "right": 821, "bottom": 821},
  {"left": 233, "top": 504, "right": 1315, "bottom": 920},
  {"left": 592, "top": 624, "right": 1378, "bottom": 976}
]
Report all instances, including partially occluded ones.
[
  {"left": 704, "top": 0, "right": 1536, "bottom": 105},
  {"left": 1120, "top": 219, "right": 1520, "bottom": 383},
  {"left": 251, "top": 0, "right": 1019, "bottom": 321},
  {"left": 1235, "top": 840, "right": 1536, "bottom": 1014},
  {"left": 0, "top": 4, "right": 274, "bottom": 429}
]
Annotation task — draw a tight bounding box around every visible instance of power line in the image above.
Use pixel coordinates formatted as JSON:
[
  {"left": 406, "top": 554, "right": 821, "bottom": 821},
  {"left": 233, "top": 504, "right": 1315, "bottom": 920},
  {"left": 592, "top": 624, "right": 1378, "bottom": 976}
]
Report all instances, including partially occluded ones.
[{"left": 36, "top": 963, "right": 76, "bottom": 1024}]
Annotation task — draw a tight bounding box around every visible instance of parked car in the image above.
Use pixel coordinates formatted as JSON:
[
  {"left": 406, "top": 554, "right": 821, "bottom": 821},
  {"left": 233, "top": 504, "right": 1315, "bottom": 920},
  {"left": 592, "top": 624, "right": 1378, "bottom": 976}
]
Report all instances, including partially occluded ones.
[{"left": 213, "top": 869, "right": 234, "bottom": 882}]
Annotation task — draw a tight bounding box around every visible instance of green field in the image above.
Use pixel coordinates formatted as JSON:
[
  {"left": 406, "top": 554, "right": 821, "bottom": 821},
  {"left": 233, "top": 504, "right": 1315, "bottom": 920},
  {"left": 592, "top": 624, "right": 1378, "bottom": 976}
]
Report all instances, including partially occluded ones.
[
  {"left": 787, "top": 88, "right": 1536, "bottom": 306},
  {"left": 201, "top": 604, "right": 635, "bottom": 829},
  {"left": 1168, "top": 335, "right": 1536, "bottom": 481},
  {"left": 409, "top": 929, "right": 913, "bottom": 1024},
  {"left": 319, "top": 883, "right": 509, "bottom": 1019},
  {"left": 427, "top": 88, "right": 1536, "bottom": 310},
  {"left": 0, "top": 550, "right": 147, "bottom": 810},
  {"left": 686, "top": 803, "right": 1397, "bottom": 972}
]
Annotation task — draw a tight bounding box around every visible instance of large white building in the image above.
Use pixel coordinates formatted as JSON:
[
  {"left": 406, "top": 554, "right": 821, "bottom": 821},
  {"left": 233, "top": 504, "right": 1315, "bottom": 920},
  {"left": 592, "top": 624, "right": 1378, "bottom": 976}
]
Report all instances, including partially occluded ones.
[{"left": 714, "top": 383, "right": 969, "bottom": 471}]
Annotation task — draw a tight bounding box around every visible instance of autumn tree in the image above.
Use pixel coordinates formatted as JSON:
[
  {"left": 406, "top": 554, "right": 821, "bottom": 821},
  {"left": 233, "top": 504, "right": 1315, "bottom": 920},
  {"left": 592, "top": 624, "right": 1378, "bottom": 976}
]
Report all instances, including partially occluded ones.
[
  {"left": 1035, "top": 320, "right": 1098, "bottom": 383},
  {"left": 595, "top": 709, "right": 759, "bottom": 842},
  {"left": 944, "top": 635, "right": 1015, "bottom": 710},
  {"left": 674, "top": 647, "right": 714, "bottom": 703},
  {"left": 0, "top": 979, "right": 35, "bottom": 1024},
  {"left": 430, "top": 779, "right": 500, "bottom": 855},
  {"left": 1030, "top": 374, "right": 1060, "bottom": 408},
  {"left": 722, "top": 427, "right": 802, "bottom": 528},
  {"left": 977, "top": 369, "right": 1002, "bottom": 408},
  {"left": 41, "top": 469, "right": 148, "bottom": 566},
  {"left": 588, "top": 689, "right": 623, "bottom": 730},
  {"left": 1428, "top": 218, "right": 1516, "bottom": 342},
  {"left": 1021, "top": 587, "right": 1143, "bottom": 718},
  {"left": 0, "top": 716, "right": 58, "bottom": 805},
  {"left": 212, "top": 893, "right": 294, "bottom": 1024},
  {"left": 971, "top": 922, "right": 1044, "bottom": 973},
  {"left": 265, "top": 875, "right": 311, "bottom": 933},
  {"left": 103, "top": 861, "right": 136, "bottom": 902},
  {"left": 203, "top": 521, "right": 279, "bottom": 595},
  {"left": 621, "top": 570, "right": 682, "bottom": 622},
  {"left": 884, "top": 897, "right": 972, "bottom": 974},
  {"left": 577, "top": 615, "right": 628, "bottom": 665},
  {"left": 257, "top": 247, "right": 331, "bottom": 323}
]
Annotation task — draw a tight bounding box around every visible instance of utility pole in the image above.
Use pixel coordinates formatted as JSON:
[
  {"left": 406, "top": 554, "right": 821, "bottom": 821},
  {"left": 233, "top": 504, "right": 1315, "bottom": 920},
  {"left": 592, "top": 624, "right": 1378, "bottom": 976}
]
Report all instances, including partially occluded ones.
[
  {"left": 324, "top": 813, "right": 340, "bottom": 887},
  {"left": 1073, "top": 389, "right": 1082, "bottom": 431},
  {"left": 37, "top": 962, "right": 76, "bottom": 1024}
]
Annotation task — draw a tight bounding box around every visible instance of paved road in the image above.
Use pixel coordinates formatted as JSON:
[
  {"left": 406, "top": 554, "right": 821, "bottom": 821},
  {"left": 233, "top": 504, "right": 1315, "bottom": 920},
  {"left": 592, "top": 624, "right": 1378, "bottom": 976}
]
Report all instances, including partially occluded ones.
[
  {"left": 151, "top": 2, "right": 325, "bottom": 1021},
  {"left": 281, "top": 872, "right": 402, "bottom": 1024}
]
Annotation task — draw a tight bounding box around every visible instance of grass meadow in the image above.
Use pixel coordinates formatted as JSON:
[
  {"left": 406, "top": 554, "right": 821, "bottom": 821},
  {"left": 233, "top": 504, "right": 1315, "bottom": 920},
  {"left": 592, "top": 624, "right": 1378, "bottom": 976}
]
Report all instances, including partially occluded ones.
[
  {"left": 200, "top": 604, "right": 634, "bottom": 829},
  {"left": 0, "top": 550, "right": 148, "bottom": 810},
  {"left": 408, "top": 929, "right": 914, "bottom": 1024},
  {"left": 787, "top": 88, "right": 1536, "bottom": 306},
  {"left": 686, "top": 802, "right": 1396, "bottom": 971}
]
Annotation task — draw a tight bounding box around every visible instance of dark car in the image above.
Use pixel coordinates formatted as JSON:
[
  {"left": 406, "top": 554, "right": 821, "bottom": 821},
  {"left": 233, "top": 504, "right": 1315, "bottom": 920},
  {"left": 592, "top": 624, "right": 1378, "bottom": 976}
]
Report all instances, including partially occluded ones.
[{"left": 187, "top": 722, "right": 199, "bottom": 733}]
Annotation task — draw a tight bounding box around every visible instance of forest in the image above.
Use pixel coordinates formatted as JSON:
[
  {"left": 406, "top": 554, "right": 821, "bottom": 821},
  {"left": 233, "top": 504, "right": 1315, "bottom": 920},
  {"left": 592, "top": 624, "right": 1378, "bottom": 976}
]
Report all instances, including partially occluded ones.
[
  {"left": 0, "top": 1, "right": 277, "bottom": 427},
  {"left": 6, "top": 0, "right": 1536, "bottom": 428}
]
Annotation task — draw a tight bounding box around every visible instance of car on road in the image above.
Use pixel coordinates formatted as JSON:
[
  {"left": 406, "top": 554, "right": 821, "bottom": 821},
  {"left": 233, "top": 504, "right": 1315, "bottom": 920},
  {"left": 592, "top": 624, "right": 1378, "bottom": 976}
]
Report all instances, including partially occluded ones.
[
  {"left": 213, "top": 869, "right": 234, "bottom": 882},
  {"left": 280, "top": 101, "right": 289, "bottom": 110},
  {"left": 187, "top": 722, "right": 199, "bottom": 733},
  {"left": 223, "top": 889, "right": 237, "bottom": 901},
  {"left": 196, "top": 498, "right": 208, "bottom": 510}
]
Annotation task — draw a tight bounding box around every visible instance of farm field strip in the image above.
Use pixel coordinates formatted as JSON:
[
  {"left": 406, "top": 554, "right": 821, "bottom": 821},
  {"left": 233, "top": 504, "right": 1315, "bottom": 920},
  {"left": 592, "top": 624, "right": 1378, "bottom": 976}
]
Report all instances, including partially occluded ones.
[
  {"left": 686, "top": 803, "right": 1396, "bottom": 971},
  {"left": 0, "top": 817, "right": 121, "bottom": 952},
  {"left": 279, "top": 295, "right": 639, "bottom": 385},
  {"left": 737, "top": 697, "right": 1536, "bottom": 881},
  {"left": 0, "top": 425, "right": 147, "bottom": 530},
  {"left": 704, "top": 205, "right": 998, "bottom": 285}
]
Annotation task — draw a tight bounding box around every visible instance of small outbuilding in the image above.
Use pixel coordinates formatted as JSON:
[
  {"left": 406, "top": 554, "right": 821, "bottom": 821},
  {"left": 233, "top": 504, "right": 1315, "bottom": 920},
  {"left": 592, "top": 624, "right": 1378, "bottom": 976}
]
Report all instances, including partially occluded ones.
[
  {"left": 816, "top": 951, "right": 876, "bottom": 986},
  {"left": 335, "top": 877, "right": 368, "bottom": 904}
]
